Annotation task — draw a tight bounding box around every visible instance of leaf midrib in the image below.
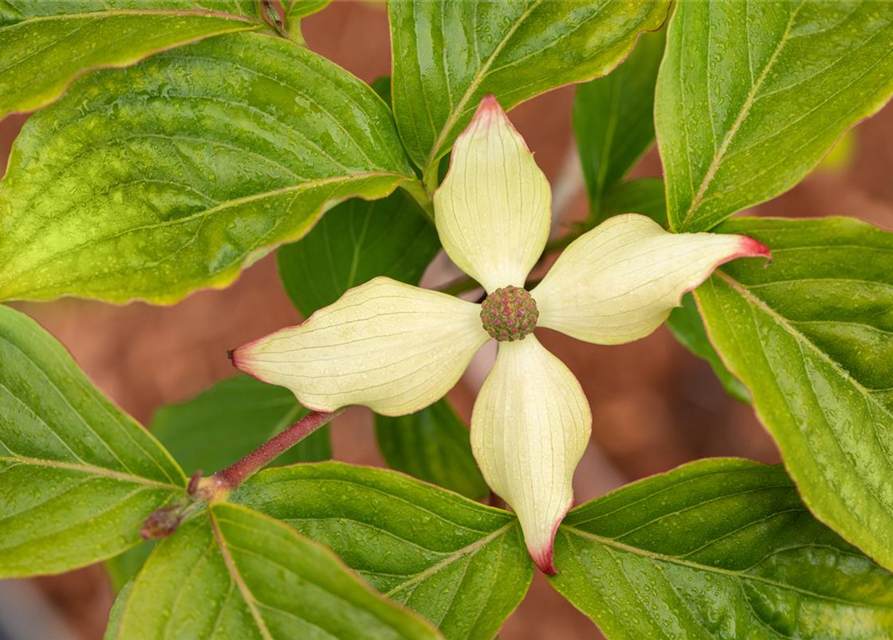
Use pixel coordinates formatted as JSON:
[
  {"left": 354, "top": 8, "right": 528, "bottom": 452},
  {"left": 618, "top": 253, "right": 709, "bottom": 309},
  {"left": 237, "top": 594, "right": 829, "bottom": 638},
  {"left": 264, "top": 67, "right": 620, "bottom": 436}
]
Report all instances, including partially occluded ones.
[
  {"left": 384, "top": 522, "right": 515, "bottom": 598},
  {"left": 209, "top": 510, "right": 275, "bottom": 640},
  {"left": 717, "top": 270, "right": 893, "bottom": 426},
  {"left": 562, "top": 525, "right": 891, "bottom": 609},
  {"left": 251, "top": 475, "right": 505, "bottom": 535},
  {"left": 421, "top": 0, "right": 543, "bottom": 170},
  {"left": 1, "top": 171, "right": 406, "bottom": 285},
  {"left": 0, "top": 454, "right": 182, "bottom": 492},
  {"left": 679, "top": 0, "right": 806, "bottom": 229}
]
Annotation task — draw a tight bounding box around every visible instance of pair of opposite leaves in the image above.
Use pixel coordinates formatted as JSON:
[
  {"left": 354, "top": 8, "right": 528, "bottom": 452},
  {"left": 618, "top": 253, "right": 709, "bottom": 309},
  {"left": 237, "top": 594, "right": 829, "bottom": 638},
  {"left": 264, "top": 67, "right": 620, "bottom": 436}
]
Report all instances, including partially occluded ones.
[{"left": 233, "top": 96, "right": 768, "bottom": 573}]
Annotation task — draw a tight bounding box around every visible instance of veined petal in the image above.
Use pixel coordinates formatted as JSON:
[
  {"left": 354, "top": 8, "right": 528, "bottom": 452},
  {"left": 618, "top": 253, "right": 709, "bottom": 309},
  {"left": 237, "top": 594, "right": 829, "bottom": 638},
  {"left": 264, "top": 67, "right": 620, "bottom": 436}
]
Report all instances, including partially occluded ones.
[
  {"left": 232, "top": 277, "right": 489, "bottom": 416},
  {"left": 471, "top": 336, "right": 591, "bottom": 574},
  {"left": 434, "top": 95, "right": 551, "bottom": 293},
  {"left": 532, "top": 214, "right": 770, "bottom": 345}
]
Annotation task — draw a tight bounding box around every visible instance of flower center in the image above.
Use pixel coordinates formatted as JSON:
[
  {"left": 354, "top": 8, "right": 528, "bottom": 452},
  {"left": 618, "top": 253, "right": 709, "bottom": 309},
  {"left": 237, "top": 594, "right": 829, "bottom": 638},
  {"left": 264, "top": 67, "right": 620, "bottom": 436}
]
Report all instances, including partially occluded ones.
[{"left": 480, "top": 285, "right": 539, "bottom": 342}]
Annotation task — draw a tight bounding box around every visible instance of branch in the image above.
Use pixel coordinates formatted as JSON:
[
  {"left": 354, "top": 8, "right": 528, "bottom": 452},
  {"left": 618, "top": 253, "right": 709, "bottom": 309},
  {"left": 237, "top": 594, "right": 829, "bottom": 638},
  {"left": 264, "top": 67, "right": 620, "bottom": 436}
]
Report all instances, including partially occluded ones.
[
  {"left": 141, "top": 408, "right": 343, "bottom": 539},
  {"left": 212, "top": 408, "right": 344, "bottom": 491}
]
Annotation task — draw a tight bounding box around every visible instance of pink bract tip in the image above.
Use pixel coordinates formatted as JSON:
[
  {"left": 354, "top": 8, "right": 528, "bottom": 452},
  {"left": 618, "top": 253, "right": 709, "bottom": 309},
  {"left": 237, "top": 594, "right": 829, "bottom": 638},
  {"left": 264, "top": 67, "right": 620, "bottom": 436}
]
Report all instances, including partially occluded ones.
[
  {"left": 531, "top": 548, "right": 557, "bottom": 575},
  {"left": 479, "top": 94, "right": 501, "bottom": 111},
  {"left": 471, "top": 94, "right": 506, "bottom": 127},
  {"left": 739, "top": 236, "right": 771, "bottom": 259}
]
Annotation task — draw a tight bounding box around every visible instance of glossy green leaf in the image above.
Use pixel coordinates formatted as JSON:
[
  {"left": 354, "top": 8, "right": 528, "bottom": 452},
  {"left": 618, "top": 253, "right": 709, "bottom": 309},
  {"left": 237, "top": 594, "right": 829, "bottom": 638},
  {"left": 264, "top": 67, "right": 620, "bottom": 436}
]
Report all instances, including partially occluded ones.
[
  {"left": 107, "top": 503, "right": 442, "bottom": 640},
  {"left": 667, "top": 293, "right": 750, "bottom": 403},
  {"left": 0, "top": 305, "right": 185, "bottom": 578},
  {"left": 550, "top": 458, "right": 893, "bottom": 639},
  {"left": 657, "top": 0, "right": 893, "bottom": 232},
  {"left": 277, "top": 190, "right": 440, "bottom": 317},
  {"left": 105, "top": 578, "right": 133, "bottom": 639},
  {"left": 0, "top": 0, "right": 262, "bottom": 25},
  {"left": 0, "top": 31, "right": 415, "bottom": 304},
  {"left": 284, "top": 0, "right": 330, "bottom": 42},
  {"left": 599, "top": 178, "right": 667, "bottom": 228},
  {"left": 375, "top": 398, "right": 487, "bottom": 500},
  {"left": 0, "top": 9, "right": 259, "bottom": 120},
  {"left": 105, "top": 540, "right": 155, "bottom": 594},
  {"left": 818, "top": 129, "right": 858, "bottom": 173},
  {"left": 389, "top": 0, "right": 670, "bottom": 178},
  {"left": 234, "top": 462, "right": 533, "bottom": 640},
  {"left": 552, "top": 178, "right": 667, "bottom": 255},
  {"left": 151, "top": 374, "right": 330, "bottom": 475},
  {"left": 695, "top": 216, "right": 893, "bottom": 574},
  {"left": 573, "top": 28, "right": 665, "bottom": 213}
]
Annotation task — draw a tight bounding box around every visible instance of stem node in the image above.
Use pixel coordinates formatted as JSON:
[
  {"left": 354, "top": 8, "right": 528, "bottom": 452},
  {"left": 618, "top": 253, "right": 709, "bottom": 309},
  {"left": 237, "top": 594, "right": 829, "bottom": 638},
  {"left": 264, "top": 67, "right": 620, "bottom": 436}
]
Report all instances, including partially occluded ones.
[{"left": 140, "top": 409, "right": 343, "bottom": 539}]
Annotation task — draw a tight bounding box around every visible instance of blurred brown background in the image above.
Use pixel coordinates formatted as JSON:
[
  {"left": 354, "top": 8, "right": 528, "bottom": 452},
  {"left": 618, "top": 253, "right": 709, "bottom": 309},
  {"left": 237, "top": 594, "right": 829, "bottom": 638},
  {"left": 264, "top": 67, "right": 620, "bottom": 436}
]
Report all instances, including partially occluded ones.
[{"left": 2, "top": 2, "right": 893, "bottom": 638}]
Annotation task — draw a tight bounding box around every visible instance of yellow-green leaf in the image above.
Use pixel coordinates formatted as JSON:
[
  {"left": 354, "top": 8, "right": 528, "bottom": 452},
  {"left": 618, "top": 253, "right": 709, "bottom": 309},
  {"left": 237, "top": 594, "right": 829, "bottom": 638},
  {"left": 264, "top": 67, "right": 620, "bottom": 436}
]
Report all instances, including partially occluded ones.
[
  {"left": 0, "top": 31, "right": 415, "bottom": 304},
  {"left": 696, "top": 216, "right": 893, "bottom": 574},
  {"left": 0, "top": 10, "right": 261, "bottom": 120}
]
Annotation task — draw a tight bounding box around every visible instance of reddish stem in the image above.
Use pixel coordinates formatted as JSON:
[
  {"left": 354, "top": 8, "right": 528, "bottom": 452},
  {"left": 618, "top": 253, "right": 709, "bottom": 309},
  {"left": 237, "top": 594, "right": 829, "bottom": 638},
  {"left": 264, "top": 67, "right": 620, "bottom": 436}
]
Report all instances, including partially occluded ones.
[{"left": 212, "top": 409, "right": 343, "bottom": 491}]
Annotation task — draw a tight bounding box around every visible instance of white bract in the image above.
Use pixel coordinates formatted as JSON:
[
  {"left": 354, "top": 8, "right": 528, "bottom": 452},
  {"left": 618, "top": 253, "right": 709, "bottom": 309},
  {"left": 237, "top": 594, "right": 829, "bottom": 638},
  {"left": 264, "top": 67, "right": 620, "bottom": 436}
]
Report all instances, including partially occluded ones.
[{"left": 233, "top": 96, "right": 769, "bottom": 573}]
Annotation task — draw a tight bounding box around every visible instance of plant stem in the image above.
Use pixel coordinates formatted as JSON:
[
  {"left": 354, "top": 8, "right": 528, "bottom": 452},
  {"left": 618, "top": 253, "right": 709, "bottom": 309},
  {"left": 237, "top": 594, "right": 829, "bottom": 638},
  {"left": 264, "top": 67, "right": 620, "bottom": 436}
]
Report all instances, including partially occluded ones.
[
  {"left": 212, "top": 409, "right": 344, "bottom": 491},
  {"left": 437, "top": 275, "right": 483, "bottom": 296},
  {"left": 401, "top": 178, "right": 436, "bottom": 222},
  {"left": 422, "top": 163, "right": 441, "bottom": 196}
]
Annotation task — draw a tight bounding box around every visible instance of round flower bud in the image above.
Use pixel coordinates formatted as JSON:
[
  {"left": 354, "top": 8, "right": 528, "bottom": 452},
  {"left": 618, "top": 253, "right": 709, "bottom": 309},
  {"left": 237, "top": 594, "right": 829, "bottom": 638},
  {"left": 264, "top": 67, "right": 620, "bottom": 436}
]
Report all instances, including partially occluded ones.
[{"left": 480, "top": 285, "right": 539, "bottom": 342}]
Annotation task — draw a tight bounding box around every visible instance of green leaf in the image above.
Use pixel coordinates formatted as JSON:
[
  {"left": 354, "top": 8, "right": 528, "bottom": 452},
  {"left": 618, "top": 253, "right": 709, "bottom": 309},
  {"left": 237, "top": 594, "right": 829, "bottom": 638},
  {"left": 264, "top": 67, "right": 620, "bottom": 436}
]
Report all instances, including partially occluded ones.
[
  {"left": 371, "top": 75, "right": 392, "bottom": 105},
  {"left": 657, "top": 0, "right": 893, "bottom": 232},
  {"left": 0, "top": 10, "right": 260, "bottom": 120},
  {"left": 550, "top": 458, "right": 893, "bottom": 639},
  {"left": 284, "top": 0, "right": 330, "bottom": 42},
  {"left": 234, "top": 462, "right": 533, "bottom": 640},
  {"left": 107, "top": 502, "right": 443, "bottom": 640},
  {"left": 0, "top": 31, "right": 415, "bottom": 305},
  {"left": 105, "top": 540, "right": 155, "bottom": 594},
  {"left": 573, "top": 28, "right": 665, "bottom": 214},
  {"left": 695, "top": 216, "right": 893, "bottom": 574},
  {"left": 277, "top": 190, "right": 440, "bottom": 317},
  {"left": 0, "top": 305, "right": 185, "bottom": 578},
  {"left": 105, "top": 577, "right": 133, "bottom": 639},
  {"left": 818, "top": 128, "right": 858, "bottom": 174},
  {"left": 667, "top": 293, "right": 750, "bottom": 403},
  {"left": 599, "top": 178, "right": 667, "bottom": 228},
  {"left": 0, "top": 0, "right": 263, "bottom": 26},
  {"left": 151, "top": 374, "right": 330, "bottom": 475},
  {"left": 375, "top": 399, "right": 488, "bottom": 500},
  {"left": 389, "top": 0, "right": 670, "bottom": 179},
  {"left": 552, "top": 178, "right": 667, "bottom": 255}
]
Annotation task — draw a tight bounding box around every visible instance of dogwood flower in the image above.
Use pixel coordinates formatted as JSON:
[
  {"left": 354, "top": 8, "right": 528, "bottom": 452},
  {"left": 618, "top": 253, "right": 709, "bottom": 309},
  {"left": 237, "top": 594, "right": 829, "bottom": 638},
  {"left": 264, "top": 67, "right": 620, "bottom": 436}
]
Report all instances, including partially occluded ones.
[{"left": 232, "top": 96, "right": 769, "bottom": 574}]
